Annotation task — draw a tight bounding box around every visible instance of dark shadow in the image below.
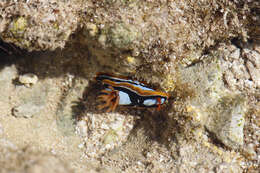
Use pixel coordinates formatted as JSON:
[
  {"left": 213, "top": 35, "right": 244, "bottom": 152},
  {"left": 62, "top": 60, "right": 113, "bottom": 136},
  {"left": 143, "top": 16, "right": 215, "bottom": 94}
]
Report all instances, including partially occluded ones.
[
  {"left": 0, "top": 35, "right": 181, "bottom": 149},
  {"left": 84, "top": 80, "right": 179, "bottom": 145},
  {"left": 0, "top": 39, "right": 25, "bottom": 67},
  {"left": 204, "top": 128, "right": 230, "bottom": 150},
  {"left": 71, "top": 80, "right": 105, "bottom": 121},
  {"left": 69, "top": 74, "right": 180, "bottom": 148}
]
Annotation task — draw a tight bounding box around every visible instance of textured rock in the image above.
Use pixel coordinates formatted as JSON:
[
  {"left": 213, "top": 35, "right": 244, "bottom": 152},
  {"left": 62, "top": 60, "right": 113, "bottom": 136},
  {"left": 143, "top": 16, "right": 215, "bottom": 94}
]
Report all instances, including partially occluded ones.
[
  {"left": 205, "top": 95, "right": 246, "bottom": 149},
  {"left": 0, "top": 65, "right": 17, "bottom": 102},
  {"left": 0, "top": 65, "right": 17, "bottom": 116},
  {"left": 229, "top": 48, "right": 240, "bottom": 60},
  {"left": 243, "top": 48, "right": 260, "bottom": 68},
  {"left": 56, "top": 79, "right": 88, "bottom": 136},
  {"left": 214, "top": 162, "right": 242, "bottom": 173},
  {"left": 176, "top": 141, "right": 242, "bottom": 173},
  {"left": 177, "top": 56, "right": 247, "bottom": 149},
  {"left": 221, "top": 44, "right": 260, "bottom": 92},
  {"left": 12, "top": 102, "right": 44, "bottom": 118},
  {"left": 231, "top": 59, "right": 250, "bottom": 80},
  {"left": 77, "top": 0, "right": 257, "bottom": 86},
  {"left": 0, "top": 0, "right": 79, "bottom": 51},
  {"left": 79, "top": 111, "right": 135, "bottom": 160},
  {"left": 11, "top": 83, "right": 48, "bottom": 118},
  {"left": 244, "top": 49, "right": 260, "bottom": 88},
  {"left": 0, "top": 147, "right": 72, "bottom": 173},
  {"left": 243, "top": 101, "right": 260, "bottom": 171},
  {"left": 108, "top": 23, "right": 140, "bottom": 50},
  {"left": 0, "top": 1, "right": 259, "bottom": 172}
]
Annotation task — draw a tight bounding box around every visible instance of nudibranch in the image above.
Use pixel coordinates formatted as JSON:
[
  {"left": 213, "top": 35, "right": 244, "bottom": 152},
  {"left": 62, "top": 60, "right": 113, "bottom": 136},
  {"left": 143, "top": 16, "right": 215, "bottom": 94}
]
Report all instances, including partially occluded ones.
[{"left": 95, "top": 73, "right": 170, "bottom": 112}]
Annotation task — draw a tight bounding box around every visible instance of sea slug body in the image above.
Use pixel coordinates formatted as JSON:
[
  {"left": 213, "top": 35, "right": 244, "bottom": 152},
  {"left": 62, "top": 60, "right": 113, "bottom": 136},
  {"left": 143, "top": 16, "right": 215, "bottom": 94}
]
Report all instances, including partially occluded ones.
[{"left": 95, "top": 73, "right": 169, "bottom": 112}]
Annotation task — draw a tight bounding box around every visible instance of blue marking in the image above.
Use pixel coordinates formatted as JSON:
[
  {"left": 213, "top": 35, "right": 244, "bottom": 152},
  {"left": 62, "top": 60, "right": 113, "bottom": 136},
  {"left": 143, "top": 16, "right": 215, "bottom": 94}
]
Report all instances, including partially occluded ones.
[
  {"left": 143, "top": 97, "right": 166, "bottom": 106},
  {"left": 161, "top": 98, "right": 166, "bottom": 104},
  {"left": 143, "top": 99, "right": 157, "bottom": 106},
  {"left": 118, "top": 91, "right": 132, "bottom": 105}
]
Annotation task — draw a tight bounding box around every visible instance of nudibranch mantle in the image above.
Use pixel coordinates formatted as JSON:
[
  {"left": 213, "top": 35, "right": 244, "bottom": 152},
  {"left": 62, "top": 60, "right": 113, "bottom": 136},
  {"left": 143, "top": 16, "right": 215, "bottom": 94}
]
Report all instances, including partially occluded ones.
[{"left": 95, "top": 73, "right": 170, "bottom": 112}]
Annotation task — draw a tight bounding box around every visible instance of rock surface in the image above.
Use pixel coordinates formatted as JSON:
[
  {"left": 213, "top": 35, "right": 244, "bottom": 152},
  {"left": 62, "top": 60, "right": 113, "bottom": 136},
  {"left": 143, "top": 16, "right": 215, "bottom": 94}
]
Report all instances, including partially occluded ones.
[
  {"left": 0, "top": 0, "right": 259, "bottom": 173},
  {"left": 0, "top": 145, "right": 72, "bottom": 173}
]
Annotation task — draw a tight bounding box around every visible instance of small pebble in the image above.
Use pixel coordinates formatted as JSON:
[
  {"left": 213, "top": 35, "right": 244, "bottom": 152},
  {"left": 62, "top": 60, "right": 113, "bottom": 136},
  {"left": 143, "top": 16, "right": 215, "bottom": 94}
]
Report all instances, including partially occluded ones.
[
  {"left": 78, "top": 143, "right": 84, "bottom": 149},
  {"left": 86, "top": 23, "right": 98, "bottom": 37},
  {"left": 76, "top": 120, "right": 88, "bottom": 136},
  {"left": 230, "top": 49, "right": 240, "bottom": 60},
  {"left": 12, "top": 102, "right": 44, "bottom": 118},
  {"left": 19, "top": 73, "right": 38, "bottom": 87}
]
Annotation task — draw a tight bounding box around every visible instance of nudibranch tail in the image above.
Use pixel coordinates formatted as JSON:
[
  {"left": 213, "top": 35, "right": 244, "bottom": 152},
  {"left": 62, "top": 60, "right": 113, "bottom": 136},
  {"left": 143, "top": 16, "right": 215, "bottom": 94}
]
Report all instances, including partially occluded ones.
[{"left": 97, "top": 86, "right": 119, "bottom": 112}]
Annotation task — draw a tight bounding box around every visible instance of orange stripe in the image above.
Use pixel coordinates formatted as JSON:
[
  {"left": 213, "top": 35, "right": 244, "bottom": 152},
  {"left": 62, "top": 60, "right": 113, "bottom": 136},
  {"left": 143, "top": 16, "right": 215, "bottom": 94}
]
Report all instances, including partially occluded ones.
[
  {"left": 96, "top": 72, "right": 130, "bottom": 80},
  {"left": 96, "top": 72, "right": 151, "bottom": 86},
  {"left": 102, "top": 79, "right": 170, "bottom": 98}
]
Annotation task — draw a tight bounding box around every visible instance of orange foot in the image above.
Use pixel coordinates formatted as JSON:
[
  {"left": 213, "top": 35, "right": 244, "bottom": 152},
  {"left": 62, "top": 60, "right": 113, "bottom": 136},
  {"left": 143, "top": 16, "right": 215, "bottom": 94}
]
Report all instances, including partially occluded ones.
[{"left": 97, "top": 86, "right": 119, "bottom": 112}]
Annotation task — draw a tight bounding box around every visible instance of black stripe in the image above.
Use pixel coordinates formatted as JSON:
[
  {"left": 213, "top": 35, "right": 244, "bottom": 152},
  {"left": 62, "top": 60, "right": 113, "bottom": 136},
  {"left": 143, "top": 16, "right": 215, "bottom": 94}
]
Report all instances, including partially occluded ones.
[
  {"left": 96, "top": 74, "right": 148, "bottom": 88},
  {"left": 113, "top": 86, "right": 166, "bottom": 107}
]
